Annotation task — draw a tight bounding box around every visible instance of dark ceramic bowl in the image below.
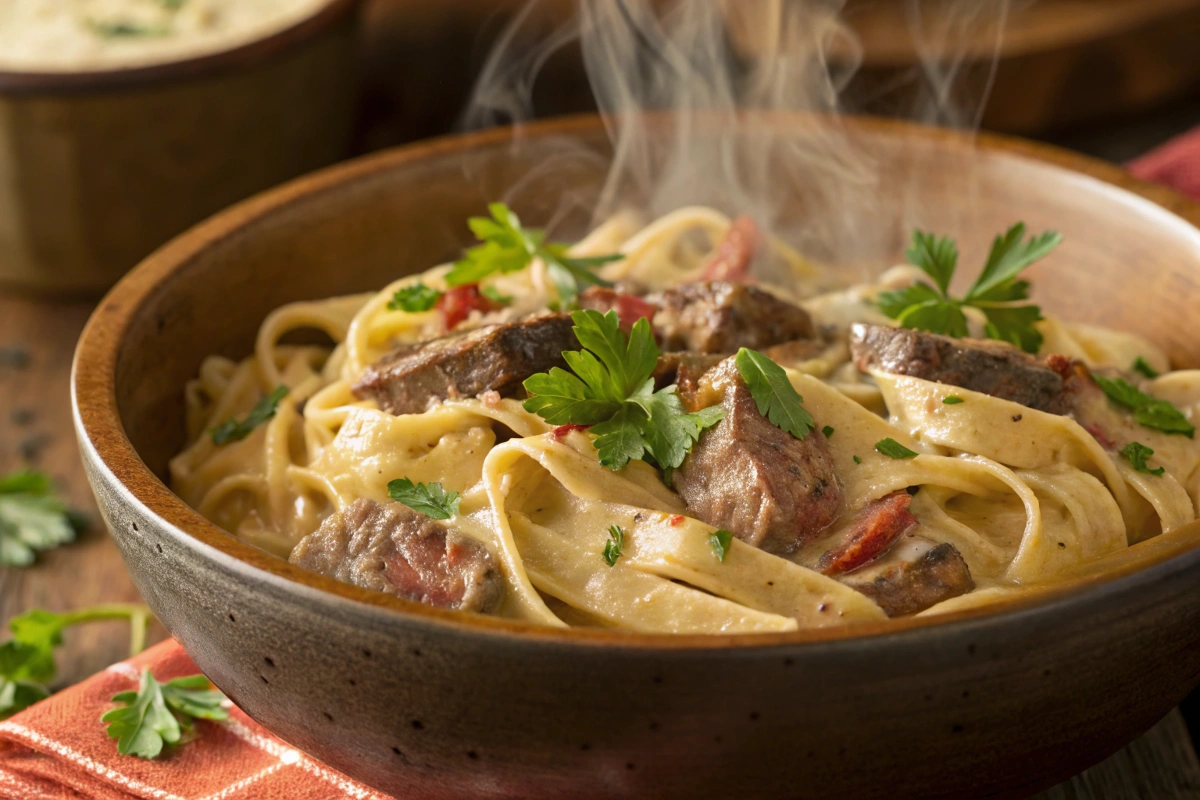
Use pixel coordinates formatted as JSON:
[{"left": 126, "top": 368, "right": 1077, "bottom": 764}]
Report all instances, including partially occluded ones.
[{"left": 73, "top": 115, "right": 1200, "bottom": 799}]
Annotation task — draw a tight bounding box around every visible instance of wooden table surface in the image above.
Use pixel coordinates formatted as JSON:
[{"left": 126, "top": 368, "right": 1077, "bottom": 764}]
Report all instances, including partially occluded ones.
[{"left": 2, "top": 292, "right": 1199, "bottom": 797}]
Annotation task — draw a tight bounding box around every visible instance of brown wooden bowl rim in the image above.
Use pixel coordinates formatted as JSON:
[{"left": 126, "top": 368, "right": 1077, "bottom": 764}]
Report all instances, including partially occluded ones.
[
  {"left": 0, "top": 0, "right": 362, "bottom": 95},
  {"left": 72, "top": 112, "right": 1200, "bottom": 652}
]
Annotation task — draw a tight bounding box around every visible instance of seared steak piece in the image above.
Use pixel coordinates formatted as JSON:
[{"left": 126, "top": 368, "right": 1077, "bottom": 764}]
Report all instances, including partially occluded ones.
[
  {"left": 700, "top": 215, "right": 760, "bottom": 282},
  {"left": 353, "top": 314, "right": 576, "bottom": 415},
  {"left": 817, "top": 492, "right": 919, "bottom": 576},
  {"left": 652, "top": 352, "right": 726, "bottom": 402},
  {"left": 849, "top": 324, "right": 1066, "bottom": 413},
  {"left": 840, "top": 541, "right": 974, "bottom": 617},
  {"left": 652, "top": 281, "right": 815, "bottom": 354},
  {"left": 290, "top": 498, "right": 503, "bottom": 613},
  {"left": 673, "top": 360, "right": 842, "bottom": 554}
]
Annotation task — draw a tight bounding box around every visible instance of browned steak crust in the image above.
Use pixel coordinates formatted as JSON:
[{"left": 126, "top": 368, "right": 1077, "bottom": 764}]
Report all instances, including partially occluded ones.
[
  {"left": 290, "top": 498, "right": 503, "bottom": 613},
  {"left": 353, "top": 314, "right": 577, "bottom": 415},
  {"left": 849, "top": 323, "right": 1066, "bottom": 413},
  {"left": 840, "top": 542, "right": 974, "bottom": 617},
  {"left": 651, "top": 282, "right": 815, "bottom": 354},
  {"left": 673, "top": 360, "right": 842, "bottom": 554}
]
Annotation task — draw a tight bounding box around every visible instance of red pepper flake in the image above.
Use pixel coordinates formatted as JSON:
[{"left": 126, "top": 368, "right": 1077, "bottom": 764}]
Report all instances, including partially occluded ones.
[
  {"left": 551, "top": 424, "right": 590, "bottom": 441},
  {"left": 438, "top": 284, "right": 498, "bottom": 331},
  {"left": 668, "top": 514, "right": 685, "bottom": 526},
  {"left": 577, "top": 287, "right": 659, "bottom": 333},
  {"left": 1085, "top": 423, "right": 1116, "bottom": 450}
]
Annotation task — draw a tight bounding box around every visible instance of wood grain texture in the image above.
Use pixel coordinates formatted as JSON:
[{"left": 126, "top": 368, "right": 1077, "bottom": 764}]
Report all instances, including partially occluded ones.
[{"left": 0, "top": 294, "right": 165, "bottom": 687}]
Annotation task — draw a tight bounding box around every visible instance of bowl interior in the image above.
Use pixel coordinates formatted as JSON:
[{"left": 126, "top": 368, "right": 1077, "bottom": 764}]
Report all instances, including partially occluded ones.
[{"left": 86, "top": 113, "right": 1200, "bottom": 639}]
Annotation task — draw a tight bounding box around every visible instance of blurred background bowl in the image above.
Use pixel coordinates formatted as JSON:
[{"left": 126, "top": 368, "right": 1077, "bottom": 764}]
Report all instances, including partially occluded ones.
[{"left": 0, "top": 0, "right": 362, "bottom": 295}]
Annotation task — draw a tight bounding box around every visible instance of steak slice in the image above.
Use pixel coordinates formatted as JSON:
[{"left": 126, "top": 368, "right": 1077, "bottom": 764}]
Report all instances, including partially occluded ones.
[
  {"left": 817, "top": 491, "right": 919, "bottom": 576},
  {"left": 353, "top": 314, "right": 576, "bottom": 415},
  {"left": 849, "top": 323, "right": 1067, "bottom": 413},
  {"left": 840, "top": 541, "right": 975, "bottom": 617},
  {"left": 652, "top": 352, "right": 727, "bottom": 403},
  {"left": 651, "top": 281, "right": 815, "bottom": 354},
  {"left": 673, "top": 360, "right": 843, "bottom": 554},
  {"left": 290, "top": 498, "right": 503, "bottom": 613}
]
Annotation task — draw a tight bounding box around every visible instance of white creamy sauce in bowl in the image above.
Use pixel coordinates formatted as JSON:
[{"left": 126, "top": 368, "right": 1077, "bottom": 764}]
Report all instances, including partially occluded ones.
[{"left": 0, "top": 0, "right": 333, "bottom": 72}]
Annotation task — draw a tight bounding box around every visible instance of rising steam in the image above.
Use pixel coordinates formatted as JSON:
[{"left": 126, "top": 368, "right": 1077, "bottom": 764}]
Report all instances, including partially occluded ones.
[{"left": 462, "top": 0, "right": 1013, "bottom": 281}]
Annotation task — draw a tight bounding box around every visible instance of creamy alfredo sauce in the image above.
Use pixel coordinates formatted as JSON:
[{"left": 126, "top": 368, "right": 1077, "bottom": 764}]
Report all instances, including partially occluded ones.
[{"left": 0, "top": 0, "right": 332, "bottom": 72}]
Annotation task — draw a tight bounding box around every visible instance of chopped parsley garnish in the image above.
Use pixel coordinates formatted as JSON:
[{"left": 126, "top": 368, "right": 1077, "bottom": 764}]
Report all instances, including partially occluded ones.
[
  {"left": 943, "top": 396, "right": 964, "bottom": 405},
  {"left": 85, "top": 19, "right": 170, "bottom": 38},
  {"left": 876, "top": 223, "right": 1061, "bottom": 353},
  {"left": 1119, "top": 442, "right": 1165, "bottom": 476},
  {"left": 852, "top": 455, "right": 863, "bottom": 464},
  {"left": 602, "top": 525, "right": 624, "bottom": 566},
  {"left": 210, "top": 385, "right": 289, "bottom": 445},
  {"left": 445, "top": 203, "right": 621, "bottom": 303},
  {"left": 387, "top": 478, "right": 461, "bottom": 520},
  {"left": 0, "top": 470, "right": 85, "bottom": 568},
  {"left": 480, "top": 286, "right": 513, "bottom": 305},
  {"left": 875, "top": 438, "right": 919, "bottom": 459},
  {"left": 734, "top": 348, "right": 815, "bottom": 439},
  {"left": 388, "top": 282, "right": 441, "bottom": 312},
  {"left": 709, "top": 529, "right": 733, "bottom": 562},
  {"left": 1093, "top": 375, "right": 1194, "bottom": 438},
  {"left": 1132, "top": 356, "right": 1160, "bottom": 379},
  {"left": 822, "top": 425, "right": 835, "bottom": 438},
  {"left": 0, "top": 604, "right": 151, "bottom": 719},
  {"left": 523, "top": 310, "right": 724, "bottom": 471},
  {"left": 103, "top": 669, "right": 228, "bottom": 760}
]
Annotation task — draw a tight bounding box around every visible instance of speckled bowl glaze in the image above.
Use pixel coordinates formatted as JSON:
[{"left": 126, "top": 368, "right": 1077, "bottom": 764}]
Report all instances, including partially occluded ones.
[{"left": 73, "top": 115, "right": 1200, "bottom": 799}]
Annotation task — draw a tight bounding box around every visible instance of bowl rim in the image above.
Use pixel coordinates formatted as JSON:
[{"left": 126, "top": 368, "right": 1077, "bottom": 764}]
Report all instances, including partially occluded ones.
[
  {"left": 0, "top": 0, "right": 361, "bottom": 95},
  {"left": 72, "top": 111, "right": 1200, "bottom": 651}
]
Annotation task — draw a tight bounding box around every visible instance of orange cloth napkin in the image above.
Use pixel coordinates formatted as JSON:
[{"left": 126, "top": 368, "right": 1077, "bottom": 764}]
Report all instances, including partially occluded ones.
[
  {"left": 1128, "top": 126, "right": 1200, "bottom": 201},
  {"left": 0, "top": 640, "right": 397, "bottom": 800}
]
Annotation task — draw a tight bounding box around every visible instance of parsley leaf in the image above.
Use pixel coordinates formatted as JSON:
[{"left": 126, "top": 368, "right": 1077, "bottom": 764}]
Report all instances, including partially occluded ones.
[
  {"left": 1093, "top": 376, "right": 1195, "bottom": 438},
  {"left": 445, "top": 203, "right": 621, "bottom": 303},
  {"left": 0, "top": 470, "right": 82, "bottom": 568},
  {"left": 1133, "top": 356, "right": 1160, "bottom": 379},
  {"left": 876, "top": 438, "right": 919, "bottom": 459},
  {"left": 481, "top": 286, "right": 513, "bottom": 305},
  {"left": 852, "top": 455, "right": 863, "bottom": 464},
  {"left": 210, "top": 385, "right": 289, "bottom": 445},
  {"left": 734, "top": 348, "right": 815, "bottom": 439},
  {"left": 523, "top": 310, "right": 723, "bottom": 471},
  {"left": 943, "top": 396, "right": 964, "bottom": 405},
  {"left": 0, "top": 604, "right": 152, "bottom": 719},
  {"left": 387, "top": 478, "right": 460, "bottom": 519},
  {"left": 878, "top": 223, "right": 1060, "bottom": 353},
  {"left": 905, "top": 231, "right": 958, "bottom": 294},
  {"left": 602, "top": 525, "right": 624, "bottom": 566},
  {"left": 822, "top": 425, "right": 835, "bottom": 438},
  {"left": 102, "top": 669, "right": 228, "bottom": 760},
  {"left": 709, "top": 529, "right": 733, "bottom": 562},
  {"left": 1119, "top": 442, "right": 1165, "bottom": 476},
  {"left": 388, "top": 282, "right": 442, "bottom": 312}
]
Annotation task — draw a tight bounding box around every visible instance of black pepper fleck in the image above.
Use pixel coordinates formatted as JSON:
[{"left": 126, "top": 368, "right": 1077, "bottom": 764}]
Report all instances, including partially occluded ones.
[{"left": 1012, "top": 414, "right": 1023, "bottom": 422}]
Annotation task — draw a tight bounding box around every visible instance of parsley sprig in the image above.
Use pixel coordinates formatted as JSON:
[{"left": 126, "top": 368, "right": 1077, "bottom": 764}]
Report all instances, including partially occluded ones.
[
  {"left": 523, "top": 310, "right": 724, "bottom": 471},
  {"left": 445, "top": 204, "right": 622, "bottom": 303},
  {"left": 734, "top": 348, "right": 815, "bottom": 439},
  {"left": 877, "top": 223, "right": 1062, "bottom": 353},
  {"left": 602, "top": 525, "right": 624, "bottom": 566},
  {"left": 388, "top": 478, "right": 461, "bottom": 520},
  {"left": 1093, "top": 375, "right": 1195, "bottom": 438},
  {"left": 388, "top": 282, "right": 442, "bottom": 312},
  {"left": 1120, "top": 442, "right": 1165, "bottom": 476},
  {"left": 0, "top": 604, "right": 152, "bottom": 719},
  {"left": 210, "top": 385, "right": 289, "bottom": 445},
  {"left": 0, "top": 470, "right": 85, "bottom": 567},
  {"left": 103, "top": 669, "right": 228, "bottom": 760}
]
